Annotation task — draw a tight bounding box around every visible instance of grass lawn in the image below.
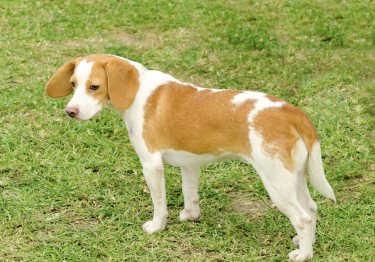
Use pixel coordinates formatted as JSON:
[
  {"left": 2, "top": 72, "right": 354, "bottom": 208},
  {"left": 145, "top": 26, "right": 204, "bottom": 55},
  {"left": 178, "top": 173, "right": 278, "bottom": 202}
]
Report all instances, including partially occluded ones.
[{"left": 0, "top": 0, "right": 374, "bottom": 261}]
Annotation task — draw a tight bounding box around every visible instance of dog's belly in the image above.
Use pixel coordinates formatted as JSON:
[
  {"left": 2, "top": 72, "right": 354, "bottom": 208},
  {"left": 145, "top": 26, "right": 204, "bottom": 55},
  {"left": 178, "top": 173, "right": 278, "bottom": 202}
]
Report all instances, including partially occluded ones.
[{"left": 161, "top": 149, "right": 244, "bottom": 168}]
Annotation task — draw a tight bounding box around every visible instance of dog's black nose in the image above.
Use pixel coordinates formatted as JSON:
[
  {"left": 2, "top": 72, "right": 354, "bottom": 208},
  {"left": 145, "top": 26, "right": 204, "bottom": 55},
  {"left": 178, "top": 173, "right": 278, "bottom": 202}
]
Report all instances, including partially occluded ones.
[{"left": 65, "top": 107, "right": 79, "bottom": 118}]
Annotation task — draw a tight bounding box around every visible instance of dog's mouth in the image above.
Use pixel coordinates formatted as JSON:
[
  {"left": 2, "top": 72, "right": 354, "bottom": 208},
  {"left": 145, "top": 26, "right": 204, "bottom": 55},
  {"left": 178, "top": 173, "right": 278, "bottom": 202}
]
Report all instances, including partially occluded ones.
[{"left": 70, "top": 109, "right": 102, "bottom": 121}]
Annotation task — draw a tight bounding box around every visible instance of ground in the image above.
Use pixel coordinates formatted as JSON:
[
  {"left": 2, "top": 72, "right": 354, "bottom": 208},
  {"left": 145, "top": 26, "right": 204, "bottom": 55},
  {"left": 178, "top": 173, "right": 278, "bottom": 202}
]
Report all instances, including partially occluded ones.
[{"left": 0, "top": 0, "right": 374, "bottom": 261}]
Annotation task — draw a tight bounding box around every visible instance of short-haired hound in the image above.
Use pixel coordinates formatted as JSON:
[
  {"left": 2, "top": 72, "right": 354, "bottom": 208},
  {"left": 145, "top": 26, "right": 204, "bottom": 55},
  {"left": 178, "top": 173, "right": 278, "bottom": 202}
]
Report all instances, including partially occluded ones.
[{"left": 46, "top": 54, "right": 335, "bottom": 261}]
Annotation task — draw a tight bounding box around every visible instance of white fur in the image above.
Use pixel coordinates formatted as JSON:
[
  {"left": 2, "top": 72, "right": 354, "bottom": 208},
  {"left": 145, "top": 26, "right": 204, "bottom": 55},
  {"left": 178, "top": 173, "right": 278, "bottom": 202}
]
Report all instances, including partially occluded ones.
[
  {"left": 231, "top": 91, "right": 285, "bottom": 122},
  {"left": 58, "top": 55, "right": 335, "bottom": 261},
  {"left": 308, "top": 142, "right": 336, "bottom": 202},
  {"left": 231, "top": 91, "right": 265, "bottom": 105},
  {"left": 248, "top": 97, "right": 285, "bottom": 123},
  {"left": 162, "top": 149, "right": 243, "bottom": 168},
  {"left": 67, "top": 60, "right": 102, "bottom": 120}
]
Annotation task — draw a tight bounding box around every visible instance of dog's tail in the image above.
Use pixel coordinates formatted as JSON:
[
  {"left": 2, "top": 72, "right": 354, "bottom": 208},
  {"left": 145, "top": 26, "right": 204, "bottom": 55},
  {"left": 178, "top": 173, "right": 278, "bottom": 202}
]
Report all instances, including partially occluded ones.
[
  {"left": 307, "top": 141, "right": 336, "bottom": 203},
  {"left": 290, "top": 104, "right": 336, "bottom": 203}
]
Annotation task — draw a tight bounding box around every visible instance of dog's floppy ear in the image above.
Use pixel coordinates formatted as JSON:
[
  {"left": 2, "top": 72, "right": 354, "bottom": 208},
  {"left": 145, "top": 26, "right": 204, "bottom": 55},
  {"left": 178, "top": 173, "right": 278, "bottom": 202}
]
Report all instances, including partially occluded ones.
[
  {"left": 104, "top": 58, "right": 139, "bottom": 111},
  {"left": 45, "top": 60, "right": 76, "bottom": 98}
]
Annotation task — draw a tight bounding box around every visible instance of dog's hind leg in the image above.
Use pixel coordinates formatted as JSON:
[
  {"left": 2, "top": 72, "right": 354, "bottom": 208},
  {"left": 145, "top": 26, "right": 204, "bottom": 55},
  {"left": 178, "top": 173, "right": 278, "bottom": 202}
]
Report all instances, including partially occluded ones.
[
  {"left": 179, "top": 167, "right": 201, "bottom": 221},
  {"left": 250, "top": 141, "right": 314, "bottom": 261},
  {"left": 255, "top": 164, "right": 314, "bottom": 261},
  {"left": 288, "top": 138, "right": 318, "bottom": 247},
  {"left": 292, "top": 173, "right": 317, "bottom": 247}
]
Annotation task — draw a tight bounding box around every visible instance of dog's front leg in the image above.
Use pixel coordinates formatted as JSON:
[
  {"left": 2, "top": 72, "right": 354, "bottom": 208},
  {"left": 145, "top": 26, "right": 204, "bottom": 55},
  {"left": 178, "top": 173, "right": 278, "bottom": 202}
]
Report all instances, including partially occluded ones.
[
  {"left": 141, "top": 163, "right": 168, "bottom": 234},
  {"left": 179, "top": 167, "right": 201, "bottom": 221}
]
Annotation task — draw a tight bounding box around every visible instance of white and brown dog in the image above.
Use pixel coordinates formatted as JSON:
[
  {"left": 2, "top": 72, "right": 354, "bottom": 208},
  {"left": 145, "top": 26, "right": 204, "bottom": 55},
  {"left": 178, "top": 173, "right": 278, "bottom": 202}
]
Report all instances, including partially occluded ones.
[{"left": 46, "top": 54, "right": 335, "bottom": 261}]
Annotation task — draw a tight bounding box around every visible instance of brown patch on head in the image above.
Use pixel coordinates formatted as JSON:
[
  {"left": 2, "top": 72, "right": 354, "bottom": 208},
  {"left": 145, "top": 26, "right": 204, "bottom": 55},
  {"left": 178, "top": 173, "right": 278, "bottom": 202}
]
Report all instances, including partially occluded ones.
[
  {"left": 84, "top": 54, "right": 139, "bottom": 110},
  {"left": 143, "top": 82, "right": 255, "bottom": 157},
  {"left": 103, "top": 58, "right": 139, "bottom": 111},
  {"left": 46, "top": 59, "right": 80, "bottom": 98},
  {"left": 252, "top": 103, "right": 319, "bottom": 172},
  {"left": 84, "top": 62, "right": 110, "bottom": 105},
  {"left": 49, "top": 54, "right": 140, "bottom": 110}
]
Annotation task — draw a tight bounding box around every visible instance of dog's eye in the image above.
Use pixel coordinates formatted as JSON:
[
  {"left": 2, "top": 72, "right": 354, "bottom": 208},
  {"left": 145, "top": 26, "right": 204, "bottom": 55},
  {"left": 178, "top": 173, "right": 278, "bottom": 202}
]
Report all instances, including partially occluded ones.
[
  {"left": 90, "top": 85, "right": 100, "bottom": 91},
  {"left": 71, "top": 82, "right": 75, "bottom": 88}
]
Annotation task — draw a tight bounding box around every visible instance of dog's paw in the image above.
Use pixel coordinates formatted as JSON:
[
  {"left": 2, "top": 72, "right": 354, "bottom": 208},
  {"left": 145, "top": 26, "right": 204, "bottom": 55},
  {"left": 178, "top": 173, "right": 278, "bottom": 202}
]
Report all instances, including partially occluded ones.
[
  {"left": 288, "top": 249, "right": 313, "bottom": 261},
  {"left": 142, "top": 218, "right": 166, "bottom": 234},
  {"left": 179, "top": 208, "right": 200, "bottom": 221}
]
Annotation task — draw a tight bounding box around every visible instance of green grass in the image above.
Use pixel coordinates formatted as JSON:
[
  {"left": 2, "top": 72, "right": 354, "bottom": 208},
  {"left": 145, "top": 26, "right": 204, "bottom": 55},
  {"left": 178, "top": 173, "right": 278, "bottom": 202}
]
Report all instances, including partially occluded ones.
[{"left": 0, "top": 0, "right": 374, "bottom": 261}]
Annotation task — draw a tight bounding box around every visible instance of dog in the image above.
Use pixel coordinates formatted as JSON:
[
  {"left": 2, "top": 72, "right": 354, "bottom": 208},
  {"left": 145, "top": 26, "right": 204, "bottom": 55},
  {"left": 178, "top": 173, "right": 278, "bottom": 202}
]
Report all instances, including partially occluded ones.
[{"left": 45, "top": 54, "right": 335, "bottom": 261}]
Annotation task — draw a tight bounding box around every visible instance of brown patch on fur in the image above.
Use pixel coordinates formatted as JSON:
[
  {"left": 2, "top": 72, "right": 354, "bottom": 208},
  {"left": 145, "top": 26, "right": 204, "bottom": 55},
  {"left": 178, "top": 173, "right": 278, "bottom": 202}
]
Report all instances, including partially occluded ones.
[
  {"left": 104, "top": 58, "right": 139, "bottom": 111},
  {"left": 45, "top": 60, "right": 78, "bottom": 98},
  {"left": 85, "top": 63, "right": 110, "bottom": 105},
  {"left": 85, "top": 55, "right": 139, "bottom": 110},
  {"left": 252, "top": 103, "right": 319, "bottom": 172},
  {"left": 143, "top": 82, "right": 255, "bottom": 157}
]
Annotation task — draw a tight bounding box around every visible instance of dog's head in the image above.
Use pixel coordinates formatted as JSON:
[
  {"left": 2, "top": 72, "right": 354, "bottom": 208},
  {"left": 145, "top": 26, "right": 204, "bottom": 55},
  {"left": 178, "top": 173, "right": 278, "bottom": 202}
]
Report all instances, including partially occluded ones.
[{"left": 45, "top": 54, "right": 139, "bottom": 120}]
